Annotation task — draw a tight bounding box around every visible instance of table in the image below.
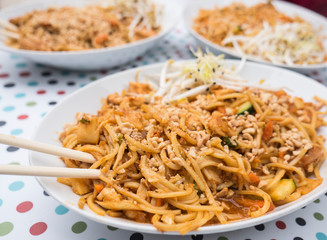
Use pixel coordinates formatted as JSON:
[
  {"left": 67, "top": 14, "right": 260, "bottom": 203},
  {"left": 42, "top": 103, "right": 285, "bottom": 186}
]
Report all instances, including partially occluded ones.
[{"left": 1, "top": 21, "right": 327, "bottom": 240}]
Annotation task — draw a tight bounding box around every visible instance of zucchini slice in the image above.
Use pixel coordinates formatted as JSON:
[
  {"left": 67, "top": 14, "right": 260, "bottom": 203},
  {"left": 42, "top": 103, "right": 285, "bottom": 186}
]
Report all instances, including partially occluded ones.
[
  {"left": 237, "top": 101, "right": 254, "bottom": 115},
  {"left": 269, "top": 179, "right": 297, "bottom": 201}
]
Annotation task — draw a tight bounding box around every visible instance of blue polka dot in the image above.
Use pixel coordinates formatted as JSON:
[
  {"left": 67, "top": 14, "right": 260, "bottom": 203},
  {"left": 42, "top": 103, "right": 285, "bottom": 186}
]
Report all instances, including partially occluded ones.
[
  {"left": 35, "top": 63, "right": 45, "bottom": 68},
  {"left": 98, "top": 238, "right": 106, "bottom": 240},
  {"left": 41, "top": 112, "right": 47, "bottom": 117},
  {"left": 316, "top": 232, "right": 327, "bottom": 240},
  {"left": 55, "top": 205, "right": 69, "bottom": 215},
  {"left": 80, "top": 83, "right": 87, "bottom": 88},
  {"left": 0, "top": 199, "right": 2, "bottom": 207},
  {"left": 15, "top": 93, "right": 26, "bottom": 98},
  {"left": 27, "top": 81, "right": 38, "bottom": 86},
  {"left": 10, "top": 129, "right": 23, "bottom": 135},
  {"left": 78, "top": 73, "right": 86, "bottom": 78},
  {"left": 9, "top": 181, "right": 24, "bottom": 191},
  {"left": 10, "top": 55, "right": 19, "bottom": 59},
  {"left": 16, "top": 63, "right": 27, "bottom": 68},
  {"left": 61, "top": 71, "right": 70, "bottom": 76},
  {"left": 3, "top": 106, "right": 14, "bottom": 112}
]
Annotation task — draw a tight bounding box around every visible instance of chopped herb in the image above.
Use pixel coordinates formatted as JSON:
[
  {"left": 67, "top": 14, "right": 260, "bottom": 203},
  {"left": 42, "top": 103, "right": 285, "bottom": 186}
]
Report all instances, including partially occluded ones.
[
  {"left": 222, "top": 137, "right": 238, "bottom": 148},
  {"left": 206, "top": 87, "right": 210, "bottom": 92},
  {"left": 185, "top": 87, "right": 191, "bottom": 90},
  {"left": 235, "top": 25, "right": 243, "bottom": 33},
  {"left": 79, "top": 117, "right": 90, "bottom": 124},
  {"left": 194, "top": 182, "right": 203, "bottom": 196},
  {"left": 195, "top": 78, "right": 198, "bottom": 82},
  {"left": 117, "top": 133, "right": 124, "bottom": 144},
  {"left": 212, "top": 68, "right": 216, "bottom": 73}
]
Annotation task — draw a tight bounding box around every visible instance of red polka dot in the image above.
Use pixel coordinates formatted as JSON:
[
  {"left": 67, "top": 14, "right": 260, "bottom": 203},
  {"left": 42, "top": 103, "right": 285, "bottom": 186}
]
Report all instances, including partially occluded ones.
[
  {"left": 0, "top": 73, "right": 9, "bottom": 78},
  {"left": 136, "top": 56, "right": 142, "bottom": 61},
  {"left": 17, "top": 114, "right": 28, "bottom": 120},
  {"left": 100, "top": 70, "right": 107, "bottom": 74},
  {"left": 276, "top": 220, "right": 286, "bottom": 229},
  {"left": 16, "top": 201, "right": 33, "bottom": 213},
  {"left": 37, "top": 90, "right": 46, "bottom": 95},
  {"left": 20, "top": 71, "right": 31, "bottom": 77},
  {"left": 57, "top": 90, "right": 65, "bottom": 95},
  {"left": 29, "top": 222, "right": 47, "bottom": 236}
]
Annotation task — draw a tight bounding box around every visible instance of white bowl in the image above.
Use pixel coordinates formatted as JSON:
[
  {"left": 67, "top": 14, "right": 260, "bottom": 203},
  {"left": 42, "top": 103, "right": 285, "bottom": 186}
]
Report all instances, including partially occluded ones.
[
  {"left": 183, "top": 0, "right": 327, "bottom": 73},
  {"left": 30, "top": 59, "right": 327, "bottom": 235},
  {"left": 0, "top": 0, "right": 180, "bottom": 70}
]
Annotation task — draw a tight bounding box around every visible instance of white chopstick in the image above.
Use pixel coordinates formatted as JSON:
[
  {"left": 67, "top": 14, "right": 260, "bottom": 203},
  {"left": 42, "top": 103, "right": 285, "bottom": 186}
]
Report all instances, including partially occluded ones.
[
  {"left": 0, "top": 164, "right": 100, "bottom": 178},
  {"left": 0, "top": 19, "right": 18, "bottom": 32},
  {"left": 0, "top": 134, "right": 96, "bottom": 164},
  {"left": 0, "top": 29, "right": 19, "bottom": 39}
]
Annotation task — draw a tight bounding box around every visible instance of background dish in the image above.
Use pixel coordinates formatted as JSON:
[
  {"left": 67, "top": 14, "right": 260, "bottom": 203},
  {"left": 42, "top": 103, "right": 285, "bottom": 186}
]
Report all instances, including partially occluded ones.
[
  {"left": 30, "top": 59, "right": 327, "bottom": 235},
  {"left": 183, "top": 0, "right": 327, "bottom": 73},
  {"left": 0, "top": 0, "right": 179, "bottom": 70}
]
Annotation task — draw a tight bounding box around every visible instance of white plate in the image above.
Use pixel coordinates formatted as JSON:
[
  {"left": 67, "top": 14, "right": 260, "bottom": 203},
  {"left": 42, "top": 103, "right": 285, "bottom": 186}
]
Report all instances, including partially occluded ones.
[
  {"left": 183, "top": 0, "right": 327, "bottom": 73},
  {"left": 0, "top": 0, "right": 180, "bottom": 70},
  {"left": 30, "top": 59, "right": 327, "bottom": 235}
]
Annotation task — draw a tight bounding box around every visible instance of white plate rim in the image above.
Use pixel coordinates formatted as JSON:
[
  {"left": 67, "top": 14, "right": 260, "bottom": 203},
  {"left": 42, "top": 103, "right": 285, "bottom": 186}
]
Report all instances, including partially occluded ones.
[{"left": 29, "top": 59, "right": 327, "bottom": 235}]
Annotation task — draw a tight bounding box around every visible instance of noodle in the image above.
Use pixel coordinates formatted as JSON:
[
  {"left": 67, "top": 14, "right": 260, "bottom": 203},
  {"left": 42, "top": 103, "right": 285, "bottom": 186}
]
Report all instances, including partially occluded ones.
[{"left": 58, "top": 68, "right": 327, "bottom": 234}]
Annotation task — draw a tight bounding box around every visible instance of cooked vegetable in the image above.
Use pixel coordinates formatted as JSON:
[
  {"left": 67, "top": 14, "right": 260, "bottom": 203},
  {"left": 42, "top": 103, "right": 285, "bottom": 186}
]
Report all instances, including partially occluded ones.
[
  {"left": 262, "top": 121, "right": 274, "bottom": 143},
  {"left": 268, "top": 179, "right": 297, "bottom": 201},
  {"left": 222, "top": 137, "right": 238, "bottom": 148},
  {"left": 237, "top": 101, "right": 254, "bottom": 115}
]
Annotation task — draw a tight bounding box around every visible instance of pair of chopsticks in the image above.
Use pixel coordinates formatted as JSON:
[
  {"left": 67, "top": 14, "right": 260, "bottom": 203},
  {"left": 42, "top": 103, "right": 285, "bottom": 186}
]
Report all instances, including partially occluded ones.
[
  {"left": 0, "top": 133, "right": 100, "bottom": 178},
  {"left": 0, "top": 19, "right": 19, "bottom": 39}
]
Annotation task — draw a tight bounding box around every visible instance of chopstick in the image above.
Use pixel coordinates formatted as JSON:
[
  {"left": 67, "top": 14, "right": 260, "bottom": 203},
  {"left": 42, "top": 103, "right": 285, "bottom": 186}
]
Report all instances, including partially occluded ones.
[
  {"left": 0, "top": 19, "right": 18, "bottom": 32},
  {"left": 0, "top": 29, "right": 19, "bottom": 39},
  {"left": 0, "top": 133, "right": 96, "bottom": 164},
  {"left": 0, "top": 164, "right": 100, "bottom": 178},
  {"left": 0, "top": 19, "right": 19, "bottom": 40}
]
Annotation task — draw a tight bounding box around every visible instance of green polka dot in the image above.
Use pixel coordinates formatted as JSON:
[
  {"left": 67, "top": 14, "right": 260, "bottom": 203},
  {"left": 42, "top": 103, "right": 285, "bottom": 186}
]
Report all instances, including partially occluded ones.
[
  {"left": 71, "top": 221, "right": 87, "bottom": 234},
  {"left": 217, "top": 237, "right": 228, "bottom": 240},
  {"left": 314, "top": 212, "right": 324, "bottom": 221},
  {"left": 107, "top": 225, "right": 118, "bottom": 231},
  {"left": 0, "top": 222, "right": 14, "bottom": 236},
  {"left": 314, "top": 199, "right": 320, "bottom": 203},
  {"left": 90, "top": 76, "right": 97, "bottom": 81},
  {"left": 26, "top": 101, "right": 36, "bottom": 106}
]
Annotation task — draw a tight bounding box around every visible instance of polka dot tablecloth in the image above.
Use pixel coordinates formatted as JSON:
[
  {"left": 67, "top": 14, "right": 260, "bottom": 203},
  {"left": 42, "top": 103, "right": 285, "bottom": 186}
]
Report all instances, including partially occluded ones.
[{"left": 1, "top": 21, "right": 327, "bottom": 240}]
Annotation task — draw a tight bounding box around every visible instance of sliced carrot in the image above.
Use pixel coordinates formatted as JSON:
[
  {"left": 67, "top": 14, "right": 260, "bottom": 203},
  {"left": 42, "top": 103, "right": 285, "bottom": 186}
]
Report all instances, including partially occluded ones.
[
  {"left": 249, "top": 172, "right": 260, "bottom": 185},
  {"left": 94, "top": 183, "right": 104, "bottom": 193},
  {"left": 217, "top": 106, "right": 226, "bottom": 114},
  {"left": 274, "top": 90, "right": 287, "bottom": 97},
  {"left": 262, "top": 121, "right": 274, "bottom": 143},
  {"left": 95, "top": 34, "right": 108, "bottom": 44},
  {"left": 234, "top": 196, "right": 275, "bottom": 212}
]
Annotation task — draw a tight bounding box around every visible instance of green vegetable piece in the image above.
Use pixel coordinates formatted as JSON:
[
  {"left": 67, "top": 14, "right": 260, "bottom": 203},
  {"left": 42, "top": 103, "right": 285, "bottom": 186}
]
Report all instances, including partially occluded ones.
[
  {"left": 222, "top": 137, "right": 238, "bottom": 148},
  {"left": 237, "top": 101, "right": 254, "bottom": 115},
  {"left": 269, "top": 179, "right": 297, "bottom": 201},
  {"left": 117, "top": 133, "right": 124, "bottom": 144},
  {"left": 79, "top": 117, "right": 90, "bottom": 124}
]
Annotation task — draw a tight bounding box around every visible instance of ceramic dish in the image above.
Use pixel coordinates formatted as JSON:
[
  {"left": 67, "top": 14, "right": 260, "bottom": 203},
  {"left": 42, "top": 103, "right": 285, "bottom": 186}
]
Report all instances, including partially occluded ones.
[
  {"left": 0, "top": 0, "right": 179, "bottom": 70},
  {"left": 29, "top": 59, "right": 327, "bottom": 235},
  {"left": 183, "top": 0, "right": 327, "bottom": 73}
]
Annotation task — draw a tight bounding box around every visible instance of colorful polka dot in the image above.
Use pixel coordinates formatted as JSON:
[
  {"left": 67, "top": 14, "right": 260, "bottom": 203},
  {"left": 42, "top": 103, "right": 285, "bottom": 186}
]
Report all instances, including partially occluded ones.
[
  {"left": 314, "top": 212, "right": 324, "bottom": 221},
  {"left": 35, "top": 63, "right": 45, "bottom": 68},
  {"left": 57, "top": 90, "right": 65, "bottom": 95},
  {"left": 3, "top": 106, "right": 15, "bottom": 112},
  {"left": 130, "top": 232, "right": 143, "bottom": 240},
  {"left": 0, "top": 222, "right": 14, "bottom": 236},
  {"left": 26, "top": 101, "right": 36, "bottom": 106},
  {"left": 48, "top": 101, "right": 57, "bottom": 105},
  {"left": 18, "top": 114, "right": 28, "bottom": 120},
  {"left": 27, "top": 81, "right": 38, "bottom": 86},
  {"left": 9, "top": 162, "right": 20, "bottom": 165},
  {"left": 37, "top": 90, "right": 46, "bottom": 95},
  {"left": 29, "top": 222, "right": 47, "bottom": 236},
  {"left": 16, "top": 62, "right": 27, "bottom": 68},
  {"left": 41, "top": 71, "right": 52, "bottom": 76},
  {"left": 43, "top": 191, "right": 49, "bottom": 196},
  {"left": 217, "top": 237, "right": 228, "bottom": 240},
  {"left": 295, "top": 217, "right": 306, "bottom": 226},
  {"left": 255, "top": 224, "right": 265, "bottom": 231},
  {"left": 48, "top": 79, "right": 58, "bottom": 85},
  {"left": 10, "top": 129, "right": 23, "bottom": 135},
  {"left": 15, "top": 93, "right": 25, "bottom": 98},
  {"left": 4, "top": 83, "right": 15, "bottom": 88},
  {"left": 61, "top": 71, "right": 70, "bottom": 76},
  {"left": 98, "top": 238, "right": 106, "bottom": 240},
  {"left": 107, "top": 226, "right": 118, "bottom": 231},
  {"left": 9, "top": 181, "right": 24, "bottom": 191},
  {"left": 55, "top": 205, "right": 69, "bottom": 215},
  {"left": 276, "top": 220, "right": 286, "bottom": 229},
  {"left": 314, "top": 199, "right": 320, "bottom": 203},
  {"left": 0, "top": 121, "right": 6, "bottom": 126},
  {"left": 294, "top": 238, "right": 303, "bottom": 240},
  {"left": 19, "top": 71, "right": 30, "bottom": 77},
  {"left": 67, "top": 81, "right": 75, "bottom": 86},
  {"left": 0, "top": 199, "right": 2, "bottom": 207},
  {"left": 7, "top": 146, "right": 19, "bottom": 152},
  {"left": 16, "top": 201, "right": 33, "bottom": 213},
  {"left": 0, "top": 73, "right": 9, "bottom": 78},
  {"left": 191, "top": 235, "right": 203, "bottom": 240},
  {"left": 316, "top": 232, "right": 327, "bottom": 240},
  {"left": 72, "top": 221, "right": 87, "bottom": 234}
]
